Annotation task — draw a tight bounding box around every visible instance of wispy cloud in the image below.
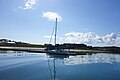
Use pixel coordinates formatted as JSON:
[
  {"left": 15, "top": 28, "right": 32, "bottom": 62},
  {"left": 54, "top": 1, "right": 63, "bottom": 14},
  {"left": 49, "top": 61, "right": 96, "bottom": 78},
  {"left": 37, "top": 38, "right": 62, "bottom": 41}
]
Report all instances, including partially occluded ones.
[
  {"left": 42, "top": 12, "right": 62, "bottom": 21},
  {"left": 19, "top": 0, "right": 38, "bottom": 10}
]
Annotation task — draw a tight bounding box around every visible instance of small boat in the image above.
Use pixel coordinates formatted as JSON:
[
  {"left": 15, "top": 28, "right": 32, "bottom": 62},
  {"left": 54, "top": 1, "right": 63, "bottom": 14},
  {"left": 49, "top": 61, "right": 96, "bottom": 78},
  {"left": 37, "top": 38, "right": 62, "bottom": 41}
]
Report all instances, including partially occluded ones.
[
  {"left": 47, "top": 49, "right": 68, "bottom": 55},
  {"left": 47, "top": 18, "right": 68, "bottom": 55}
]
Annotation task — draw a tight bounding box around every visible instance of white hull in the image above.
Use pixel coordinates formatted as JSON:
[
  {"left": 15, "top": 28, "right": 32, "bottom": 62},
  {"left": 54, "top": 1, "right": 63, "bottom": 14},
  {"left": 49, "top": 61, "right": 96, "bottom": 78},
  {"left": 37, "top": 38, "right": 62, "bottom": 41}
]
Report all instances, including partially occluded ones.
[{"left": 47, "top": 50, "right": 68, "bottom": 55}]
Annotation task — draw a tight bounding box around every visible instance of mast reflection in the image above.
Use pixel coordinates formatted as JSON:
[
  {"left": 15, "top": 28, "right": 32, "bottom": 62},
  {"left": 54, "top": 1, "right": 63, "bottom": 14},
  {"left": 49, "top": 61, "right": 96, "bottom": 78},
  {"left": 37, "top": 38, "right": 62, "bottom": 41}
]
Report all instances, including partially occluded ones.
[{"left": 47, "top": 53, "right": 69, "bottom": 80}]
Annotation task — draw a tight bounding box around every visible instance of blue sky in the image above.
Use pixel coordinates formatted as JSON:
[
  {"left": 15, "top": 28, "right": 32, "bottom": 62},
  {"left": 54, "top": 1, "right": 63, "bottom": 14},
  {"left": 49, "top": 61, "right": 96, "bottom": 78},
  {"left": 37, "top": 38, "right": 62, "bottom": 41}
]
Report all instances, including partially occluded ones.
[{"left": 0, "top": 0, "right": 120, "bottom": 46}]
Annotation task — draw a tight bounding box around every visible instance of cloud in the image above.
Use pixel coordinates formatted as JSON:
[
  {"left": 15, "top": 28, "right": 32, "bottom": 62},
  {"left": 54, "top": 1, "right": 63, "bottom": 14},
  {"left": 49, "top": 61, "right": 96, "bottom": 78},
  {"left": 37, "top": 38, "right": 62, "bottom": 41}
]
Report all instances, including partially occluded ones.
[
  {"left": 19, "top": 0, "right": 38, "bottom": 10},
  {"left": 42, "top": 12, "right": 62, "bottom": 21},
  {"left": 64, "top": 32, "right": 120, "bottom": 46},
  {"left": 102, "top": 33, "right": 117, "bottom": 45},
  {"left": 64, "top": 32, "right": 99, "bottom": 44},
  {"left": 44, "top": 31, "right": 120, "bottom": 46}
]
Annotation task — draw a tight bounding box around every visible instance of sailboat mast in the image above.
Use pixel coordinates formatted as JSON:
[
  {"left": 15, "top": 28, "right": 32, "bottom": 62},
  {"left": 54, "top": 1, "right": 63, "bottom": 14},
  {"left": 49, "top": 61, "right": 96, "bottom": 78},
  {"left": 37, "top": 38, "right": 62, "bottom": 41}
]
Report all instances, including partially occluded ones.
[{"left": 54, "top": 18, "right": 57, "bottom": 45}]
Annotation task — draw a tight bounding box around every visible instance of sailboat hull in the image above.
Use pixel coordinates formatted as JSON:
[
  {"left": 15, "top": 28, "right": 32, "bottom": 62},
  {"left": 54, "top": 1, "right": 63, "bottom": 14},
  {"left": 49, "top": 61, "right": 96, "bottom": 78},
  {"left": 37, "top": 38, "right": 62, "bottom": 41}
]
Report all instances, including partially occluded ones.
[{"left": 47, "top": 50, "right": 69, "bottom": 55}]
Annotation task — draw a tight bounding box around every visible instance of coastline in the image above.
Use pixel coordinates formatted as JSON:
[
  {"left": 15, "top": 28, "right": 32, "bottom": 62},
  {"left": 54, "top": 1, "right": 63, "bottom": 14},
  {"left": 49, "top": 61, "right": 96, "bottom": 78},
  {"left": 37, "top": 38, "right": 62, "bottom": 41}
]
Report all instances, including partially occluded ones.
[{"left": 0, "top": 46, "right": 119, "bottom": 55}]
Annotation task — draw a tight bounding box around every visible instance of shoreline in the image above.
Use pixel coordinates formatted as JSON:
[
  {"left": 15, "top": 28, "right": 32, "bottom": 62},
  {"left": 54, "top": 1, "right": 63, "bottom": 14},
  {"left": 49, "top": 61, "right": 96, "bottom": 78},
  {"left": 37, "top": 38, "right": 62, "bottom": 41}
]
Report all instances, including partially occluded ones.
[{"left": 0, "top": 46, "right": 119, "bottom": 55}]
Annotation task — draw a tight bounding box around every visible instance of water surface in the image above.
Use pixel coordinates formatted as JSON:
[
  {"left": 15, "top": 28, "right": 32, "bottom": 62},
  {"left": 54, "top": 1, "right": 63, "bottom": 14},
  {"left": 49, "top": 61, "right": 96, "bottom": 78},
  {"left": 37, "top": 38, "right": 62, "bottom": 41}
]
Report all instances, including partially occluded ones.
[{"left": 0, "top": 51, "right": 120, "bottom": 80}]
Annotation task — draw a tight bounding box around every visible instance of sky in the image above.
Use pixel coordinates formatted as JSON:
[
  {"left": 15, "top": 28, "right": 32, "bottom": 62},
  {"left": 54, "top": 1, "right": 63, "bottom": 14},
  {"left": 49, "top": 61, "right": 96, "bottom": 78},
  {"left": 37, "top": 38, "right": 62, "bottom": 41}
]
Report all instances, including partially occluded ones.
[{"left": 0, "top": 0, "right": 120, "bottom": 46}]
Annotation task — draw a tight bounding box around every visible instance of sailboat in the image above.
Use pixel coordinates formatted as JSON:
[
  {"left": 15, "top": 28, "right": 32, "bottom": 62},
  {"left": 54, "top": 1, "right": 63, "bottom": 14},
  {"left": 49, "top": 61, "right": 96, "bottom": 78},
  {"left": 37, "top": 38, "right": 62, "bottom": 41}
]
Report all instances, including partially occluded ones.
[{"left": 47, "top": 18, "right": 68, "bottom": 55}]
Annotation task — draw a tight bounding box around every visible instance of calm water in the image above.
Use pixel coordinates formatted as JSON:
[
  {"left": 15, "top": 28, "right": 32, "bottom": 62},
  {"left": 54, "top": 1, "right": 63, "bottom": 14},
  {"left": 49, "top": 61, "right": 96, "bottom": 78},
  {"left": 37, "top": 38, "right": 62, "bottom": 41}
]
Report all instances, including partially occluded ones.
[{"left": 0, "top": 51, "right": 120, "bottom": 80}]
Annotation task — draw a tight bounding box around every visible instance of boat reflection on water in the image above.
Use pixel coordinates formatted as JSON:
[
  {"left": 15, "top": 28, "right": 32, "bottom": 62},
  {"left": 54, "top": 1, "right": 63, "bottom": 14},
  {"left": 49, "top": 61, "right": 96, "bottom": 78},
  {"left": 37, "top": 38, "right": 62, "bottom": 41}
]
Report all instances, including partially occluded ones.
[
  {"left": 46, "top": 53, "right": 93, "bottom": 80},
  {"left": 46, "top": 53, "right": 69, "bottom": 59},
  {"left": 46, "top": 53, "right": 69, "bottom": 80}
]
